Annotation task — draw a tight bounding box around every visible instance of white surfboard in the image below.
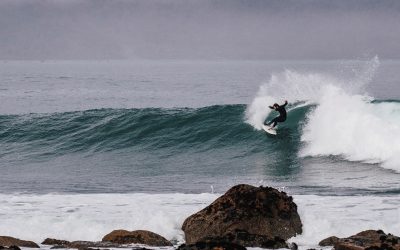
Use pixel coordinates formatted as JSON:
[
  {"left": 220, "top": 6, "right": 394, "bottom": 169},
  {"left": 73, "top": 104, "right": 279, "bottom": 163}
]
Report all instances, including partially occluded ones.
[{"left": 262, "top": 124, "right": 277, "bottom": 135}]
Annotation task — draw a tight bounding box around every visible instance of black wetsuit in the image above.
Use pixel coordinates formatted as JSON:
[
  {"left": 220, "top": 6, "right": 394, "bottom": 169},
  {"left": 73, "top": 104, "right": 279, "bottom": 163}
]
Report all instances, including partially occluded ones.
[{"left": 266, "top": 102, "right": 287, "bottom": 128}]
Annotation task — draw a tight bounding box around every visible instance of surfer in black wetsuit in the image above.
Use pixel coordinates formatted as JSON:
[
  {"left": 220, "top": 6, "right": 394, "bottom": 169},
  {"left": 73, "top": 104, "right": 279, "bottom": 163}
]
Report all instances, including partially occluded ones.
[{"left": 264, "top": 100, "right": 288, "bottom": 128}]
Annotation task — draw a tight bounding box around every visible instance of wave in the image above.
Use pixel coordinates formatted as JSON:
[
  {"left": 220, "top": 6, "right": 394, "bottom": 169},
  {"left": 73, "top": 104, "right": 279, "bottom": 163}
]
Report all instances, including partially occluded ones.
[
  {"left": 0, "top": 105, "right": 287, "bottom": 158},
  {"left": 246, "top": 56, "right": 400, "bottom": 171},
  {"left": 0, "top": 104, "right": 308, "bottom": 154},
  {"left": 2, "top": 57, "right": 400, "bottom": 173}
]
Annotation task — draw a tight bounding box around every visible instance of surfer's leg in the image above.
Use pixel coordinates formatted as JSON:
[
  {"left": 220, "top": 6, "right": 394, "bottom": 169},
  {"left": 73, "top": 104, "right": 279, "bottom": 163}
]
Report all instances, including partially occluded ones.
[
  {"left": 270, "top": 116, "right": 285, "bottom": 128},
  {"left": 268, "top": 117, "right": 278, "bottom": 127}
]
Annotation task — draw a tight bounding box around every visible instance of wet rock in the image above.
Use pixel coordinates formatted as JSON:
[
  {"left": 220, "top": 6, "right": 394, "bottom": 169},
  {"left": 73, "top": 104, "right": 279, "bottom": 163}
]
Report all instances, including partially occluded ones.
[
  {"left": 0, "top": 236, "right": 39, "bottom": 248},
  {"left": 199, "top": 229, "right": 288, "bottom": 249},
  {"left": 289, "top": 242, "right": 298, "bottom": 250},
  {"left": 182, "top": 184, "right": 302, "bottom": 246},
  {"left": 68, "top": 241, "right": 119, "bottom": 249},
  {"left": 177, "top": 240, "right": 246, "bottom": 250},
  {"left": 102, "top": 229, "right": 172, "bottom": 246},
  {"left": 50, "top": 246, "right": 69, "bottom": 249},
  {"left": 0, "top": 246, "right": 21, "bottom": 250},
  {"left": 319, "top": 230, "right": 400, "bottom": 250},
  {"left": 42, "top": 238, "right": 70, "bottom": 246},
  {"left": 319, "top": 236, "right": 340, "bottom": 246}
]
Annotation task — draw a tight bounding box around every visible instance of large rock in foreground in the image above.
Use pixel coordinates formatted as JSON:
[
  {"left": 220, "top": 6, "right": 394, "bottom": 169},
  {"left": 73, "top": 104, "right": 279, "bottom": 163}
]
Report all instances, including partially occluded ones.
[
  {"left": 319, "top": 230, "right": 400, "bottom": 250},
  {"left": 0, "top": 236, "right": 39, "bottom": 248},
  {"left": 102, "top": 230, "right": 172, "bottom": 246},
  {"left": 182, "top": 184, "right": 302, "bottom": 247}
]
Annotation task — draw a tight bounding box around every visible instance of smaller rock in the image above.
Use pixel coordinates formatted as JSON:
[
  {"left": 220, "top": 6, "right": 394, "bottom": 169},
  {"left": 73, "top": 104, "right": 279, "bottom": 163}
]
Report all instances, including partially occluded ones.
[
  {"left": 42, "top": 238, "right": 71, "bottom": 246},
  {"left": 289, "top": 242, "right": 298, "bottom": 250},
  {"left": 318, "top": 230, "right": 400, "bottom": 250},
  {"left": 319, "top": 236, "right": 340, "bottom": 246},
  {"left": 335, "top": 242, "right": 364, "bottom": 250},
  {"left": 0, "top": 246, "right": 21, "bottom": 250},
  {"left": 102, "top": 229, "right": 172, "bottom": 246},
  {"left": 0, "top": 236, "right": 39, "bottom": 248},
  {"left": 50, "top": 246, "right": 68, "bottom": 249},
  {"left": 68, "top": 241, "right": 119, "bottom": 249}
]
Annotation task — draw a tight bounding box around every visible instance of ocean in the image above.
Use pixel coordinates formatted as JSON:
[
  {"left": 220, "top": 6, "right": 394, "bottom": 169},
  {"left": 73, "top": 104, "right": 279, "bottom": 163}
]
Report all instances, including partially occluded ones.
[{"left": 0, "top": 58, "right": 399, "bottom": 249}]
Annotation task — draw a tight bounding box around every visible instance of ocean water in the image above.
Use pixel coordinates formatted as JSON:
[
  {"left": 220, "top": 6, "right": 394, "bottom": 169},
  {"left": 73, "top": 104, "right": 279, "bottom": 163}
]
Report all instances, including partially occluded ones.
[{"left": 0, "top": 58, "right": 399, "bottom": 249}]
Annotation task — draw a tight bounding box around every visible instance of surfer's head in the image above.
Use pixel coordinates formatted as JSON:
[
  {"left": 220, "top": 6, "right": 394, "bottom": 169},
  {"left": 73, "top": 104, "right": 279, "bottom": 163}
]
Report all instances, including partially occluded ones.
[{"left": 273, "top": 103, "right": 279, "bottom": 108}]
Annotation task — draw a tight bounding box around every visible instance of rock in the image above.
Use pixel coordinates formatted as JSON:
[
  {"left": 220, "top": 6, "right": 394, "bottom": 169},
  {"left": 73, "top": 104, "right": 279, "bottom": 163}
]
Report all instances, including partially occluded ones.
[
  {"left": 182, "top": 184, "right": 302, "bottom": 246},
  {"left": 0, "top": 236, "right": 39, "bottom": 248},
  {"left": 177, "top": 241, "right": 246, "bottom": 250},
  {"left": 43, "top": 240, "right": 119, "bottom": 249},
  {"left": 318, "top": 230, "right": 400, "bottom": 250},
  {"left": 200, "top": 229, "right": 288, "bottom": 249},
  {"left": 68, "top": 241, "right": 119, "bottom": 249},
  {"left": 50, "top": 246, "right": 69, "bottom": 249},
  {"left": 42, "top": 238, "right": 70, "bottom": 246},
  {"left": 102, "top": 229, "right": 172, "bottom": 246},
  {"left": 0, "top": 246, "right": 21, "bottom": 250},
  {"left": 289, "top": 242, "right": 298, "bottom": 250},
  {"left": 319, "top": 236, "right": 340, "bottom": 246},
  {"left": 335, "top": 242, "right": 364, "bottom": 250}
]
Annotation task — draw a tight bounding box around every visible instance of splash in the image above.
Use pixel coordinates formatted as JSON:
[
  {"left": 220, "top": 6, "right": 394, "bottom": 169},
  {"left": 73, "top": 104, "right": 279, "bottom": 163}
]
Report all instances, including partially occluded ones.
[
  {"left": 300, "top": 85, "right": 400, "bottom": 170},
  {"left": 245, "top": 57, "right": 400, "bottom": 171},
  {"left": 245, "top": 56, "right": 379, "bottom": 130}
]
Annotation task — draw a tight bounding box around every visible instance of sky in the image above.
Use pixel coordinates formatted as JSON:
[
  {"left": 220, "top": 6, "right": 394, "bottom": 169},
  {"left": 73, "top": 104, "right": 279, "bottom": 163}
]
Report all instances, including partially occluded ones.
[{"left": 0, "top": 0, "right": 399, "bottom": 60}]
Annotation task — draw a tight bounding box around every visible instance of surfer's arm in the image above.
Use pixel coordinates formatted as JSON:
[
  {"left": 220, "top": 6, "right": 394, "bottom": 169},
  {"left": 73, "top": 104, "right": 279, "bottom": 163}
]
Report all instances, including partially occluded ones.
[
  {"left": 282, "top": 100, "right": 288, "bottom": 107},
  {"left": 269, "top": 106, "right": 274, "bottom": 109}
]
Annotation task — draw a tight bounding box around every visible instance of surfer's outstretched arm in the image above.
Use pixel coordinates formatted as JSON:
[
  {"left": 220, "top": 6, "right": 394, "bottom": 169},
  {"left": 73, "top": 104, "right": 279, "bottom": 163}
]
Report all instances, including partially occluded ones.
[
  {"left": 282, "top": 100, "right": 288, "bottom": 107},
  {"left": 269, "top": 106, "right": 274, "bottom": 109}
]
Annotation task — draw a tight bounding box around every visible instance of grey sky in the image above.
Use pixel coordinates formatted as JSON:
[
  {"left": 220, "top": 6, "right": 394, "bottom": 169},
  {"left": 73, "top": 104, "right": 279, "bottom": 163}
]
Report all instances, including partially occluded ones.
[{"left": 1, "top": 0, "right": 399, "bottom": 60}]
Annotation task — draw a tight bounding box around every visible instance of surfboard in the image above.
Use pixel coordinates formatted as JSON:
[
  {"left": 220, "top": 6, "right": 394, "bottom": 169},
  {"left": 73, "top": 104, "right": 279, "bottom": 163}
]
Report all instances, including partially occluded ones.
[{"left": 262, "top": 124, "right": 277, "bottom": 135}]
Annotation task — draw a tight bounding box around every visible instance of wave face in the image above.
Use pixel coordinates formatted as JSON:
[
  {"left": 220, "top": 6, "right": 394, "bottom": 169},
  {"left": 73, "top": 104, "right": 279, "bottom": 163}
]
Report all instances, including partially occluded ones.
[
  {"left": 0, "top": 104, "right": 308, "bottom": 163},
  {"left": 2, "top": 97, "right": 400, "bottom": 171}
]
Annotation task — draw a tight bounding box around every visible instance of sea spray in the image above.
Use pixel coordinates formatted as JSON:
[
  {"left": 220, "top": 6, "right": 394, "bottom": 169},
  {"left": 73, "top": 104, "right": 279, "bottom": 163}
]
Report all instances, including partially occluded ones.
[
  {"left": 245, "top": 56, "right": 380, "bottom": 130},
  {"left": 301, "top": 87, "right": 400, "bottom": 171},
  {"left": 245, "top": 57, "right": 400, "bottom": 170}
]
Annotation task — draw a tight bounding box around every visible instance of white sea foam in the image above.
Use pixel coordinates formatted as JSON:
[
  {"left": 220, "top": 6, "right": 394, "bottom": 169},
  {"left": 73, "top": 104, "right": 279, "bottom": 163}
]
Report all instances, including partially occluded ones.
[
  {"left": 245, "top": 57, "right": 379, "bottom": 130},
  {"left": 300, "top": 85, "right": 400, "bottom": 171},
  {"left": 0, "top": 193, "right": 399, "bottom": 250},
  {"left": 245, "top": 57, "right": 400, "bottom": 171},
  {"left": 292, "top": 195, "right": 400, "bottom": 249},
  {"left": 0, "top": 193, "right": 218, "bottom": 244},
  {"left": 245, "top": 70, "right": 335, "bottom": 130}
]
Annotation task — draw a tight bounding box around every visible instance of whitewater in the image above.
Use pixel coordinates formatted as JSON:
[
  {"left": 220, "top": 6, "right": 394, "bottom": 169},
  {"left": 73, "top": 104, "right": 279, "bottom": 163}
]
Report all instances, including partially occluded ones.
[
  {"left": 0, "top": 59, "right": 399, "bottom": 249},
  {"left": 246, "top": 56, "right": 400, "bottom": 171}
]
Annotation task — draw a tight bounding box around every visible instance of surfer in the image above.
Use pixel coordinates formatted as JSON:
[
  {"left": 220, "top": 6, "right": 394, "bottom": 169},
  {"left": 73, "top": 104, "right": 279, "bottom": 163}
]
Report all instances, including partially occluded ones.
[{"left": 264, "top": 100, "right": 288, "bottom": 128}]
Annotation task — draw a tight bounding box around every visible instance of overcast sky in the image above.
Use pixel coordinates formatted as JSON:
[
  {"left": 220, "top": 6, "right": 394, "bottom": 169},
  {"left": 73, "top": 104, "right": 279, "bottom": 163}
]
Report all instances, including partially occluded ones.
[{"left": 1, "top": 0, "right": 399, "bottom": 60}]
